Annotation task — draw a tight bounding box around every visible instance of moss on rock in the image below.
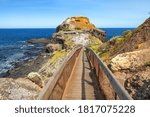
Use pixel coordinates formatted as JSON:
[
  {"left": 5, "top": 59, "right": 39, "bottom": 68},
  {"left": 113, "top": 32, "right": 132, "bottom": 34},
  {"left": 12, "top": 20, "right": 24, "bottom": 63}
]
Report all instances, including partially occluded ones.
[{"left": 50, "top": 50, "right": 67, "bottom": 64}]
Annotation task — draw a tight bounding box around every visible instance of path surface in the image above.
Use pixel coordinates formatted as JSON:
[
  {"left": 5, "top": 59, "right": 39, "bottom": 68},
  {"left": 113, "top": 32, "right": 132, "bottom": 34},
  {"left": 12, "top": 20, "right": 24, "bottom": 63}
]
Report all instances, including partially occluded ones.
[{"left": 62, "top": 49, "right": 104, "bottom": 100}]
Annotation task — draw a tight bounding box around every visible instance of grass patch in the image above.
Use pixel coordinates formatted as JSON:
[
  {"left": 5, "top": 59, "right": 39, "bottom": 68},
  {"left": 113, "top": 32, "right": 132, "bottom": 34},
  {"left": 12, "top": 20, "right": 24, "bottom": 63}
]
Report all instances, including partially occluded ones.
[
  {"left": 99, "top": 52, "right": 110, "bottom": 59},
  {"left": 88, "top": 34, "right": 103, "bottom": 53},
  {"left": 50, "top": 50, "right": 67, "bottom": 64},
  {"left": 89, "top": 44, "right": 100, "bottom": 53},
  {"left": 75, "top": 27, "right": 82, "bottom": 30},
  {"left": 89, "top": 35, "right": 102, "bottom": 44},
  {"left": 109, "top": 36, "right": 125, "bottom": 45}
]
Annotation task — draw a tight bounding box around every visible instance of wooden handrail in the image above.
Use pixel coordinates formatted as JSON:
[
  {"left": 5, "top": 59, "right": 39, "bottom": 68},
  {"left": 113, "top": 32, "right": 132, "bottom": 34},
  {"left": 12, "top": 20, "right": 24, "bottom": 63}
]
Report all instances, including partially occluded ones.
[
  {"left": 37, "top": 47, "right": 82, "bottom": 100},
  {"left": 86, "top": 47, "right": 132, "bottom": 100}
]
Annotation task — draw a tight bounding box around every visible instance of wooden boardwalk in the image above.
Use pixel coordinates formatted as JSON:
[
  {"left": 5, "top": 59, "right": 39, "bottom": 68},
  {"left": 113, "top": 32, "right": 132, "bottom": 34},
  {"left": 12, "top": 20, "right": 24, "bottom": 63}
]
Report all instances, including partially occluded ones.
[
  {"left": 38, "top": 47, "right": 132, "bottom": 100},
  {"left": 62, "top": 49, "right": 104, "bottom": 100}
]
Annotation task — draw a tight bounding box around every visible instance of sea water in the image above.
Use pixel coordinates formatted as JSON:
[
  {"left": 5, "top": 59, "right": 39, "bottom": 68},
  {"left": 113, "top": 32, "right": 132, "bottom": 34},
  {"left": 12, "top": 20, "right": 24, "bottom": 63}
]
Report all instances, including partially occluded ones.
[
  {"left": 0, "top": 28, "right": 135, "bottom": 75},
  {"left": 0, "top": 28, "right": 56, "bottom": 74}
]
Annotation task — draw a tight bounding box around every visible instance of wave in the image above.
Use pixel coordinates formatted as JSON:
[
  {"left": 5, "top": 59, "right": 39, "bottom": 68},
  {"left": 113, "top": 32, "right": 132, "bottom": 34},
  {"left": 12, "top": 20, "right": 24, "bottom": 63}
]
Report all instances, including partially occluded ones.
[{"left": 0, "top": 43, "right": 43, "bottom": 75}]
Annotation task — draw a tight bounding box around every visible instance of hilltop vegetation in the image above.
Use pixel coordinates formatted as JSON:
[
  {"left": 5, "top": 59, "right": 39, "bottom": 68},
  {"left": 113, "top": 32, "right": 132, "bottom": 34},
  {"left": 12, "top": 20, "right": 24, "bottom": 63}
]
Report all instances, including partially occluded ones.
[
  {"left": 56, "top": 16, "right": 96, "bottom": 31},
  {"left": 97, "top": 30, "right": 133, "bottom": 62}
]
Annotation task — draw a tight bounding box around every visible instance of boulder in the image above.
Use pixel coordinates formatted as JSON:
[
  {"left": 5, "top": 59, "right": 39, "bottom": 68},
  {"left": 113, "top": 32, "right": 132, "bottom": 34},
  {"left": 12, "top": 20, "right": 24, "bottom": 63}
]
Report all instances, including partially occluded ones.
[
  {"left": 45, "top": 44, "right": 63, "bottom": 53},
  {"left": 27, "top": 72, "right": 43, "bottom": 88},
  {"left": 110, "top": 48, "right": 150, "bottom": 72}
]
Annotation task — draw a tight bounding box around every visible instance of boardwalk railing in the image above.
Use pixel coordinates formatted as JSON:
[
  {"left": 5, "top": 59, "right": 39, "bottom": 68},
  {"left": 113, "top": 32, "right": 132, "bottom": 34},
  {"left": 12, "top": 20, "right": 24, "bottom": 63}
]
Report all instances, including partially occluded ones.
[
  {"left": 38, "top": 47, "right": 82, "bottom": 100},
  {"left": 86, "top": 47, "right": 132, "bottom": 100}
]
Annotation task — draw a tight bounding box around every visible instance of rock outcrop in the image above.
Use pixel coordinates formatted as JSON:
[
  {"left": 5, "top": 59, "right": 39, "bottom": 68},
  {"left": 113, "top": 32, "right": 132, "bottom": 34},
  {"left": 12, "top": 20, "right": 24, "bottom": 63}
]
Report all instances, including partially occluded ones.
[
  {"left": 0, "top": 78, "right": 41, "bottom": 100},
  {"left": 45, "top": 43, "right": 63, "bottom": 53},
  {"left": 110, "top": 48, "right": 150, "bottom": 72},
  {"left": 56, "top": 16, "right": 96, "bottom": 32},
  {"left": 125, "top": 73, "right": 150, "bottom": 99},
  {"left": 27, "top": 38, "right": 51, "bottom": 44},
  {"left": 55, "top": 16, "right": 106, "bottom": 43}
]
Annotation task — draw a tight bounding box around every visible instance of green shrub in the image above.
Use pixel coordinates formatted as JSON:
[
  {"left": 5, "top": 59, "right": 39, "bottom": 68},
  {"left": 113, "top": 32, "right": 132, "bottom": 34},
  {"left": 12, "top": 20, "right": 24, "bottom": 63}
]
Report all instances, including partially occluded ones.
[
  {"left": 122, "top": 30, "right": 133, "bottom": 39},
  {"left": 50, "top": 50, "right": 67, "bottom": 64},
  {"left": 90, "top": 44, "right": 100, "bottom": 53},
  {"left": 99, "top": 52, "right": 110, "bottom": 59},
  {"left": 75, "top": 27, "right": 81, "bottom": 30}
]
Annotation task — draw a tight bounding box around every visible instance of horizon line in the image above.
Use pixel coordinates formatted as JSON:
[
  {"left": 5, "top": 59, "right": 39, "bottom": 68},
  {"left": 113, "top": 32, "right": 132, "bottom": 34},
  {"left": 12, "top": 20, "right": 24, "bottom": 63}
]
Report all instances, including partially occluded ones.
[{"left": 0, "top": 27, "right": 136, "bottom": 29}]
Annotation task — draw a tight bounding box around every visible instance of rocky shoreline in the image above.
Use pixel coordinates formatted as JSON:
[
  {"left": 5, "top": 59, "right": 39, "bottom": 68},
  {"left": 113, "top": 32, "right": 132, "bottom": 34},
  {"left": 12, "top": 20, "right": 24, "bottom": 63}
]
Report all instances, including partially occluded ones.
[
  {"left": 0, "top": 16, "right": 105, "bottom": 100},
  {"left": 2, "top": 52, "right": 50, "bottom": 78},
  {"left": 0, "top": 46, "right": 70, "bottom": 99}
]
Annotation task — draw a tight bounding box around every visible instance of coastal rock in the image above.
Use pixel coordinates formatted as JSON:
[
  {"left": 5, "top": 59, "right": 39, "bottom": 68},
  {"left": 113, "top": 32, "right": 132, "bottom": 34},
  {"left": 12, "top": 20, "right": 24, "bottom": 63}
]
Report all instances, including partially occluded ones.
[
  {"left": 27, "top": 38, "right": 51, "bottom": 44},
  {"left": 27, "top": 72, "right": 43, "bottom": 88},
  {"left": 83, "top": 28, "right": 106, "bottom": 42},
  {"left": 55, "top": 16, "right": 106, "bottom": 42},
  {"left": 110, "top": 48, "right": 150, "bottom": 72},
  {"left": 45, "top": 44, "right": 63, "bottom": 53},
  {"left": 0, "top": 78, "right": 41, "bottom": 100},
  {"left": 124, "top": 73, "right": 150, "bottom": 100}
]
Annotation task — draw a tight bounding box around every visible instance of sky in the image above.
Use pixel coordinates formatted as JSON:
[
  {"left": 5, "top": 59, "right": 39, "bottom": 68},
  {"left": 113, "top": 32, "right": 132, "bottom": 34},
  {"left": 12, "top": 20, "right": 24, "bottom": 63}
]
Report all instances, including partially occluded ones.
[{"left": 0, "top": 0, "right": 149, "bottom": 28}]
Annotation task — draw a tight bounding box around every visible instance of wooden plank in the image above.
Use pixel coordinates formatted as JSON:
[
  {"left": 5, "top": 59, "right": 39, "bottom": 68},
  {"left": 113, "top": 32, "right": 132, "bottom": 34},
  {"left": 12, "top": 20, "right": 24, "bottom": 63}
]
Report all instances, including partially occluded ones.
[{"left": 62, "top": 50, "right": 104, "bottom": 100}]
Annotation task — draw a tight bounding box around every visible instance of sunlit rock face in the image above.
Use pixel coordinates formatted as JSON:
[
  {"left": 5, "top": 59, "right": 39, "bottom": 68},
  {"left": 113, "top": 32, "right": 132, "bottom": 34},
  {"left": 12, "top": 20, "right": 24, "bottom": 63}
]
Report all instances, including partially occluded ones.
[
  {"left": 55, "top": 16, "right": 106, "bottom": 43},
  {"left": 56, "top": 16, "right": 96, "bottom": 32}
]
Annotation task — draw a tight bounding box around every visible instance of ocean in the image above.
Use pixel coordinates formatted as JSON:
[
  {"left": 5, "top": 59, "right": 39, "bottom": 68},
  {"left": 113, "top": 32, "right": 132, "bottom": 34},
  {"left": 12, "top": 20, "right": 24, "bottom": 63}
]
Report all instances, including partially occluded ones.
[
  {"left": 0, "top": 28, "right": 135, "bottom": 75},
  {"left": 101, "top": 28, "right": 135, "bottom": 40},
  {"left": 0, "top": 28, "right": 56, "bottom": 74}
]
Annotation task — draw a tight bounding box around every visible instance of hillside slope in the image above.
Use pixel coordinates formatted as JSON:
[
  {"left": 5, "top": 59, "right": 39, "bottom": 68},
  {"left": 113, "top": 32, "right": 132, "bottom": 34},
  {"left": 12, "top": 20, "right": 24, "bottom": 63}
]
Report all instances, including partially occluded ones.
[{"left": 99, "top": 17, "right": 150, "bottom": 99}]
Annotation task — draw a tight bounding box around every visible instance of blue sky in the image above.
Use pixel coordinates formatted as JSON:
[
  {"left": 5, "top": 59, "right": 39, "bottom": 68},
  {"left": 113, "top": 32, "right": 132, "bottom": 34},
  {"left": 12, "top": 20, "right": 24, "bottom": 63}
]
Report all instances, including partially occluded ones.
[{"left": 0, "top": 0, "right": 149, "bottom": 28}]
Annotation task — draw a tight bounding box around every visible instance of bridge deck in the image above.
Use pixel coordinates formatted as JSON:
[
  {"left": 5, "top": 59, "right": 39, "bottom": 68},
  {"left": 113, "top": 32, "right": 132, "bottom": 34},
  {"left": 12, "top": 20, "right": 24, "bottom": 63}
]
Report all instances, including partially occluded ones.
[{"left": 62, "top": 49, "right": 104, "bottom": 100}]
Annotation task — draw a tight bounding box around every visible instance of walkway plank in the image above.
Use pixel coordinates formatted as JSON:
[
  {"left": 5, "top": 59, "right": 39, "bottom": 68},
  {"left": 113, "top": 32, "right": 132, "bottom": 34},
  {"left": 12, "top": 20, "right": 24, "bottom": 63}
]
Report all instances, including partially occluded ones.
[{"left": 62, "top": 49, "right": 104, "bottom": 100}]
